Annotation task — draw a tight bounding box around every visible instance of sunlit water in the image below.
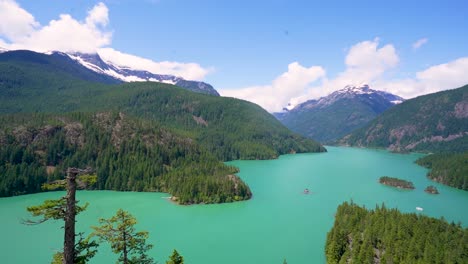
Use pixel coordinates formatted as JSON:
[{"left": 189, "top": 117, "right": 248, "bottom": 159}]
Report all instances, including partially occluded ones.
[{"left": 1, "top": 147, "right": 467, "bottom": 263}]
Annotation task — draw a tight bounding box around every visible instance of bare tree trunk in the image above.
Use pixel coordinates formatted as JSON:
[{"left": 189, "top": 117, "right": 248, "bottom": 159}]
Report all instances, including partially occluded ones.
[
  {"left": 122, "top": 211, "right": 128, "bottom": 264},
  {"left": 123, "top": 231, "right": 128, "bottom": 264},
  {"left": 63, "top": 168, "right": 79, "bottom": 264}
]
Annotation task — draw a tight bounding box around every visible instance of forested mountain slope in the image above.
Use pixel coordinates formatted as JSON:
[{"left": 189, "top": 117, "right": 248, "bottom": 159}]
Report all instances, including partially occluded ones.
[
  {"left": 0, "top": 112, "right": 251, "bottom": 204},
  {"left": 339, "top": 85, "right": 468, "bottom": 153}
]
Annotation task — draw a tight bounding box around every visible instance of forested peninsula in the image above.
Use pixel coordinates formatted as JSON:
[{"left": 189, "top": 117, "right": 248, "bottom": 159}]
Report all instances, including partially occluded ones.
[{"left": 326, "top": 202, "right": 468, "bottom": 264}]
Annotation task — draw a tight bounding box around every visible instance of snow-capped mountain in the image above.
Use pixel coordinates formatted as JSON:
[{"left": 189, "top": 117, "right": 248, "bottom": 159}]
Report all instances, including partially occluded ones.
[
  {"left": 274, "top": 84, "right": 405, "bottom": 143},
  {"left": 66, "top": 52, "right": 219, "bottom": 96},
  {"left": 289, "top": 84, "right": 404, "bottom": 112},
  {"left": 0, "top": 48, "right": 219, "bottom": 96}
]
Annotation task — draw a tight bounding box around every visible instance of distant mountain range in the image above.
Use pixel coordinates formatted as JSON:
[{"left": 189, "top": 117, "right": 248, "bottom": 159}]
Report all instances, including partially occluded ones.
[
  {"left": 0, "top": 49, "right": 219, "bottom": 96},
  {"left": 275, "top": 84, "right": 404, "bottom": 143}
]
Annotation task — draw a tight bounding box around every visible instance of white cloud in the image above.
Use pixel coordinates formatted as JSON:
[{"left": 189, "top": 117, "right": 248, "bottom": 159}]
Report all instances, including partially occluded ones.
[
  {"left": 0, "top": 0, "right": 39, "bottom": 42},
  {"left": 412, "top": 38, "right": 428, "bottom": 50},
  {"left": 98, "top": 48, "right": 212, "bottom": 81},
  {"left": 85, "top": 2, "right": 109, "bottom": 27},
  {"left": 0, "top": 1, "right": 111, "bottom": 53},
  {"left": 220, "top": 62, "right": 325, "bottom": 112},
  {"left": 0, "top": 1, "right": 211, "bottom": 80},
  {"left": 221, "top": 38, "right": 398, "bottom": 112},
  {"left": 312, "top": 38, "right": 399, "bottom": 96},
  {"left": 378, "top": 57, "right": 468, "bottom": 98}
]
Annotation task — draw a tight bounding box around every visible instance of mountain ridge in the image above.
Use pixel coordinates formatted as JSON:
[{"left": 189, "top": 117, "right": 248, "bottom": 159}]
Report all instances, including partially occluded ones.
[
  {"left": 0, "top": 49, "right": 219, "bottom": 96},
  {"left": 275, "top": 84, "right": 404, "bottom": 143}
]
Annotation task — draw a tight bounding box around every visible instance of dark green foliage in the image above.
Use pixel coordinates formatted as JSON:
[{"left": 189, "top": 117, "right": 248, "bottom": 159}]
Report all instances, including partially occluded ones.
[
  {"left": 416, "top": 152, "right": 468, "bottom": 191},
  {"left": 0, "top": 112, "right": 251, "bottom": 204},
  {"left": 379, "top": 176, "right": 415, "bottom": 190},
  {"left": 326, "top": 202, "right": 468, "bottom": 264},
  {"left": 166, "top": 249, "right": 184, "bottom": 264},
  {"left": 340, "top": 85, "right": 468, "bottom": 153},
  {"left": 92, "top": 209, "right": 155, "bottom": 264},
  {"left": 111, "top": 82, "right": 326, "bottom": 160}
]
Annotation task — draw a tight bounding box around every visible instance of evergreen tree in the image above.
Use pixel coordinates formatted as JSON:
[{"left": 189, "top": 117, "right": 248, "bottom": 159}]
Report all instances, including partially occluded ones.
[
  {"left": 92, "top": 209, "right": 155, "bottom": 264},
  {"left": 25, "top": 167, "right": 98, "bottom": 264},
  {"left": 166, "top": 249, "right": 184, "bottom": 264}
]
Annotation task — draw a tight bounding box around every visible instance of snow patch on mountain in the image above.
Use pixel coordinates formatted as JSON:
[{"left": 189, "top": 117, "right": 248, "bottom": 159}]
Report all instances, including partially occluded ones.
[{"left": 58, "top": 51, "right": 219, "bottom": 96}]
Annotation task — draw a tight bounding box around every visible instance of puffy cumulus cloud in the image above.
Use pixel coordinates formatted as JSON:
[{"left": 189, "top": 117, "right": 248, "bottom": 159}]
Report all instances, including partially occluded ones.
[
  {"left": 0, "top": 0, "right": 39, "bottom": 42},
  {"left": 0, "top": 1, "right": 212, "bottom": 80},
  {"left": 98, "top": 48, "right": 212, "bottom": 81},
  {"left": 412, "top": 38, "right": 428, "bottom": 50},
  {"left": 85, "top": 2, "right": 109, "bottom": 27},
  {"left": 220, "top": 62, "right": 325, "bottom": 112},
  {"left": 378, "top": 57, "right": 468, "bottom": 98},
  {"left": 0, "top": 1, "right": 111, "bottom": 53},
  {"left": 346, "top": 38, "right": 399, "bottom": 70}
]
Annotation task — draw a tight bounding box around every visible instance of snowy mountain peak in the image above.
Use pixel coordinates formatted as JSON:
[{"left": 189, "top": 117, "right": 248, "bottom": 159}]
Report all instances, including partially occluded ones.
[
  {"left": 275, "top": 85, "right": 405, "bottom": 142},
  {"left": 336, "top": 84, "right": 373, "bottom": 95},
  {"left": 288, "top": 85, "right": 404, "bottom": 112},
  {"left": 62, "top": 51, "right": 219, "bottom": 96}
]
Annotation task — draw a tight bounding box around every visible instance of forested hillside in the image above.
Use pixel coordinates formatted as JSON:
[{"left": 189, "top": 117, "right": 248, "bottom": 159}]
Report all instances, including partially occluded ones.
[
  {"left": 0, "top": 67, "right": 325, "bottom": 160},
  {"left": 0, "top": 112, "right": 251, "bottom": 204},
  {"left": 326, "top": 202, "right": 468, "bottom": 264},
  {"left": 416, "top": 152, "right": 468, "bottom": 190},
  {"left": 339, "top": 85, "right": 468, "bottom": 153}
]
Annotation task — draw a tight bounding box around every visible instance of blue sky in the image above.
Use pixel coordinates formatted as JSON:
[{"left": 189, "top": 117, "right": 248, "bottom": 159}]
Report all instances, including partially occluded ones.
[{"left": 1, "top": 0, "right": 468, "bottom": 111}]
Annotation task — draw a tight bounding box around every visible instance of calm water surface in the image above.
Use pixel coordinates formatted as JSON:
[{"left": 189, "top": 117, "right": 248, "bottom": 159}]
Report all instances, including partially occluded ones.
[{"left": 1, "top": 147, "right": 467, "bottom": 263}]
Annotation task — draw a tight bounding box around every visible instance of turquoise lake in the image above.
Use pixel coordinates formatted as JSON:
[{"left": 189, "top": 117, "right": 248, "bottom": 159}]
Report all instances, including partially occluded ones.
[{"left": 1, "top": 146, "right": 467, "bottom": 263}]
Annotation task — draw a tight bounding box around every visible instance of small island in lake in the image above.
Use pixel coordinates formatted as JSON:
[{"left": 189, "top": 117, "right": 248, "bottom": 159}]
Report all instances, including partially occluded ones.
[
  {"left": 424, "top": 185, "right": 439, "bottom": 194},
  {"left": 379, "top": 176, "right": 415, "bottom": 190}
]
